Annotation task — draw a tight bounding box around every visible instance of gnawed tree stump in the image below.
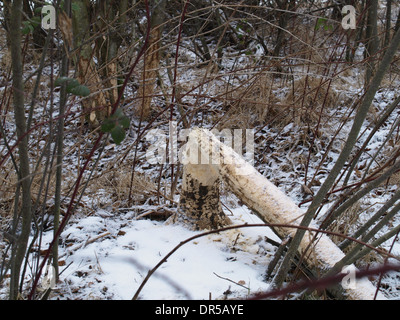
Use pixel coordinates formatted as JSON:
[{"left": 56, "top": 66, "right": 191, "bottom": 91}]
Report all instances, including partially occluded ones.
[
  {"left": 177, "top": 128, "right": 385, "bottom": 300},
  {"left": 177, "top": 163, "right": 231, "bottom": 230},
  {"left": 172, "top": 130, "right": 231, "bottom": 230}
]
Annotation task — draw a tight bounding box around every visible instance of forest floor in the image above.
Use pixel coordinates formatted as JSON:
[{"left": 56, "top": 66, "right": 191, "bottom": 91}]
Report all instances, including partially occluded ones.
[{"left": 1, "top": 27, "right": 400, "bottom": 300}]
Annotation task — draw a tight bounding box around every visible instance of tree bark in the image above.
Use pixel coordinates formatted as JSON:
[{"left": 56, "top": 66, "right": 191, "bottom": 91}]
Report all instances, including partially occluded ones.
[
  {"left": 365, "top": 0, "right": 379, "bottom": 84},
  {"left": 177, "top": 163, "right": 231, "bottom": 230},
  {"left": 2, "top": 0, "right": 11, "bottom": 48},
  {"left": 53, "top": 0, "right": 71, "bottom": 282},
  {"left": 137, "top": 0, "right": 167, "bottom": 119},
  {"left": 394, "top": 4, "right": 400, "bottom": 34},
  {"left": 9, "top": 0, "right": 32, "bottom": 300},
  {"left": 384, "top": 0, "right": 392, "bottom": 48},
  {"left": 96, "top": 0, "right": 128, "bottom": 105},
  {"left": 71, "top": 0, "right": 109, "bottom": 126},
  {"left": 272, "top": 0, "right": 296, "bottom": 58}
]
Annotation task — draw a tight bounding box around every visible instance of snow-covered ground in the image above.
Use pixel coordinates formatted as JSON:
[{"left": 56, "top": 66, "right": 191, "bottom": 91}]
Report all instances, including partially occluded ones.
[{"left": 23, "top": 206, "right": 280, "bottom": 300}]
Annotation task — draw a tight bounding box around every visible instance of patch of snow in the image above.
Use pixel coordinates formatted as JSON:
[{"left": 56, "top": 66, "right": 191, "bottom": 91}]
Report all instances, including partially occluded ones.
[{"left": 35, "top": 207, "right": 277, "bottom": 300}]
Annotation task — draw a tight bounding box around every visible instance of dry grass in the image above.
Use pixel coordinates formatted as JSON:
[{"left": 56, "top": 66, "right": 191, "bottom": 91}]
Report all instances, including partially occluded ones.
[
  {"left": 87, "top": 161, "right": 157, "bottom": 208},
  {"left": 0, "top": 160, "right": 18, "bottom": 218},
  {"left": 283, "top": 76, "right": 338, "bottom": 127},
  {"left": 0, "top": 149, "right": 158, "bottom": 219},
  {"left": 216, "top": 73, "right": 280, "bottom": 130},
  {"left": 327, "top": 201, "right": 361, "bottom": 246},
  {"left": 215, "top": 70, "right": 339, "bottom": 134}
]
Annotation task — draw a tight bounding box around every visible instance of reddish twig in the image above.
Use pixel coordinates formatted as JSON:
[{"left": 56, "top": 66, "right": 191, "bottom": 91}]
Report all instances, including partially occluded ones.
[
  {"left": 248, "top": 263, "right": 400, "bottom": 300},
  {"left": 373, "top": 227, "right": 400, "bottom": 300}
]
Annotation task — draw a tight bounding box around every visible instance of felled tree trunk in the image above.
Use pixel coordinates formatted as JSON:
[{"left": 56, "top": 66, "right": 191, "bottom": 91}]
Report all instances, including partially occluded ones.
[{"left": 178, "top": 128, "right": 385, "bottom": 300}]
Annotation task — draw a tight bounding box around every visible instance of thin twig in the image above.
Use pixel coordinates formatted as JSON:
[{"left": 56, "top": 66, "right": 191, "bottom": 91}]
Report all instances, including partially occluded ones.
[
  {"left": 213, "top": 272, "right": 250, "bottom": 290},
  {"left": 248, "top": 263, "right": 400, "bottom": 300}
]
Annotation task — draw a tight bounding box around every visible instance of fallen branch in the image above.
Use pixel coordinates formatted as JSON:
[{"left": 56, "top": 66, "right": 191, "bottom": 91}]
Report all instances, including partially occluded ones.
[
  {"left": 59, "top": 232, "right": 111, "bottom": 258},
  {"left": 213, "top": 272, "right": 250, "bottom": 291}
]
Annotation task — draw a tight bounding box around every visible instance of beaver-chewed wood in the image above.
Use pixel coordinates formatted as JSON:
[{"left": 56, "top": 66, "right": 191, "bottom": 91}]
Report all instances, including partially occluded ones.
[{"left": 177, "top": 128, "right": 385, "bottom": 300}]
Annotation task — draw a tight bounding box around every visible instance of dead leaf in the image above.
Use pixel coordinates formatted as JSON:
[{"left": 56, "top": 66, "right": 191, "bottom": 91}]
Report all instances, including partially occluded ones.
[{"left": 301, "top": 184, "right": 314, "bottom": 195}]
